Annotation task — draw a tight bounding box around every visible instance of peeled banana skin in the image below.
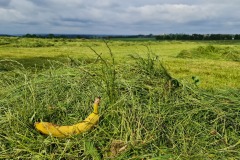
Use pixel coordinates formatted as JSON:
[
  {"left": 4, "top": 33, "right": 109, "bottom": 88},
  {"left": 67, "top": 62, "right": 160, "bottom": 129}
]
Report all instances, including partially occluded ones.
[{"left": 35, "top": 97, "right": 100, "bottom": 138}]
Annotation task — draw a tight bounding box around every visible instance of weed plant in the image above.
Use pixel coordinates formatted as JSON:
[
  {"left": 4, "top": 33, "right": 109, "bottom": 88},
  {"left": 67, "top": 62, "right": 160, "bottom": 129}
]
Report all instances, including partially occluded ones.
[{"left": 0, "top": 48, "right": 240, "bottom": 159}]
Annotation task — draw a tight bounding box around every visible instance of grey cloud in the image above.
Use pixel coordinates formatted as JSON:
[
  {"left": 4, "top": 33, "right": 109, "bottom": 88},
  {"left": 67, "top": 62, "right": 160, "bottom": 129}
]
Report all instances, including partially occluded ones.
[
  {"left": 26, "top": 0, "right": 49, "bottom": 6},
  {"left": 1, "top": 0, "right": 240, "bottom": 34},
  {"left": 0, "top": 0, "right": 11, "bottom": 7},
  {"left": 58, "top": 17, "right": 98, "bottom": 27},
  {"left": 121, "top": 4, "right": 214, "bottom": 24}
]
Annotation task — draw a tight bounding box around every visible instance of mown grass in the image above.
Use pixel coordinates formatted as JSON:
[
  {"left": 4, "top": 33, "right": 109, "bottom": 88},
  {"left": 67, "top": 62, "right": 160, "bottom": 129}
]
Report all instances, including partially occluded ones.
[
  {"left": 0, "top": 38, "right": 240, "bottom": 159},
  {"left": 177, "top": 45, "right": 240, "bottom": 61},
  {"left": 1, "top": 37, "right": 240, "bottom": 90}
]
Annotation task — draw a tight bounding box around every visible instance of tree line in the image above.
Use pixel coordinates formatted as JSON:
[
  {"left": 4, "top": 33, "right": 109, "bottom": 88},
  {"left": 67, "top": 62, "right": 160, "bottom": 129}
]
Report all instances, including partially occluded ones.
[
  {"left": 155, "top": 34, "right": 240, "bottom": 40},
  {"left": 5, "top": 33, "right": 240, "bottom": 40}
]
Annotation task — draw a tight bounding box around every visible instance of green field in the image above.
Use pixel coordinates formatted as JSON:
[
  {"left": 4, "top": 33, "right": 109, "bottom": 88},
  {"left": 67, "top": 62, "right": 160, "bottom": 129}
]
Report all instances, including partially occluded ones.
[{"left": 0, "top": 37, "right": 240, "bottom": 159}]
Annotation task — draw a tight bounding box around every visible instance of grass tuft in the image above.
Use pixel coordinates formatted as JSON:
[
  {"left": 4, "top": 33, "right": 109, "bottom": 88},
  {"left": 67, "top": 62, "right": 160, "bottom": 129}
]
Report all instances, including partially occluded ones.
[{"left": 0, "top": 45, "right": 240, "bottom": 159}]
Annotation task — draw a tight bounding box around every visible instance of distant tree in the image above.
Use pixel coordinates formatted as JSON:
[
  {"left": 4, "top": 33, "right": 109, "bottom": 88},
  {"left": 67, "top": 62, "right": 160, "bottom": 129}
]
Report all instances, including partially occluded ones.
[
  {"left": 148, "top": 34, "right": 153, "bottom": 37},
  {"left": 156, "top": 35, "right": 164, "bottom": 40},
  {"left": 208, "top": 34, "right": 219, "bottom": 40},
  {"left": 164, "top": 34, "right": 171, "bottom": 40},
  {"left": 24, "top": 34, "right": 37, "bottom": 38},
  {"left": 222, "top": 34, "right": 233, "bottom": 40},
  {"left": 192, "top": 34, "right": 204, "bottom": 40},
  {"left": 182, "top": 34, "right": 191, "bottom": 40},
  {"left": 156, "top": 33, "right": 235, "bottom": 41},
  {"left": 47, "top": 34, "right": 55, "bottom": 38},
  {"left": 234, "top": 34, "right": 240, "bottom": 40}
]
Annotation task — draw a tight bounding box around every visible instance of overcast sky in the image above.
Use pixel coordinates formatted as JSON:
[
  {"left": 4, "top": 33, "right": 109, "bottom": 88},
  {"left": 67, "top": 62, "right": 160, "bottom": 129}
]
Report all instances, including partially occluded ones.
[{"left": 1, "top": 0, "right": 240, "bottom": 35}]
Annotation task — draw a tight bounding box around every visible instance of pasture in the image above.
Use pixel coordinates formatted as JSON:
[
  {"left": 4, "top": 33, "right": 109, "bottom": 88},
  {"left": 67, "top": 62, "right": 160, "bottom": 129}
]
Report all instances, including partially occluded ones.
[{"left": 0, "top": 37, "right": 240, "bottom": 159}]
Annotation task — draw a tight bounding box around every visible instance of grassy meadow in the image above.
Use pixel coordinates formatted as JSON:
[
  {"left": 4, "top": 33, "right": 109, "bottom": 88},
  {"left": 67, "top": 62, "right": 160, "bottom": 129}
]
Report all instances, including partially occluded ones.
[{"left": 0, "top": 37, "right": 240, "bottom": 159}]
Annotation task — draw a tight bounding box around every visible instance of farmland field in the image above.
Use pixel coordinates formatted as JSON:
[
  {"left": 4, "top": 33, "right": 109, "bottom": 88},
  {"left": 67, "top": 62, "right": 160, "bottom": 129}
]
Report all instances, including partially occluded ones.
[{"left": 0, "top": 37, "right": 240, "bottom": 159}]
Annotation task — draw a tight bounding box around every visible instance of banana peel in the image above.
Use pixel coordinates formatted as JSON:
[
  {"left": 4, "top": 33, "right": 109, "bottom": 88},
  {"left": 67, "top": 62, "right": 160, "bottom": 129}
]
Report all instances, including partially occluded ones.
[{"left": 35, "top": 97, "right": 101, "bottom": 138}]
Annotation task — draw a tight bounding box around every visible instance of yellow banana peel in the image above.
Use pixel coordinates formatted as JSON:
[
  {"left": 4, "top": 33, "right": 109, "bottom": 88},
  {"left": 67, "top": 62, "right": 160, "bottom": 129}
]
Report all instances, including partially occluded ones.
[{"left": 35, "top": 97, "right": 101, "bottom": 138}]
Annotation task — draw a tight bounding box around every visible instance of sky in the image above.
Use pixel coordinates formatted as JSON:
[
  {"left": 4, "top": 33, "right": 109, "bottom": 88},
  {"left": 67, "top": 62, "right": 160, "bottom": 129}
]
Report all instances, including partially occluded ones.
[{"left": 1, "top": 0, "right": 240, "bottom": 35}]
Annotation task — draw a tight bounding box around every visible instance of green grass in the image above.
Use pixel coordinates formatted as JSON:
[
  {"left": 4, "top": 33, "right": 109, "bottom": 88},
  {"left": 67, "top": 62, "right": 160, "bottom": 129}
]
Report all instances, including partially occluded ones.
[
  {"left": 1, "top": 37, "right": 240, "bottom": 89},
  {"left": 108, "top": 37, "right": 156, "bottom": 41},
  {"left": 177, "top": 45, "right": 240, "bottom": 61},
  {"left": 0, "top": 37, "right": 240, "bottom": 159}
]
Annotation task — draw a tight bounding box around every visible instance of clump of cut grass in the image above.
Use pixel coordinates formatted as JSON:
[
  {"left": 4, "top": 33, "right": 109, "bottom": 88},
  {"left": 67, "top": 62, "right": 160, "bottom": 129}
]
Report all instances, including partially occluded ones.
[
  {"left": 0, "top": 48, "right": 240, "bottom": 159},
  {"left": 177, "top": 45, "right": 240, "bottom": 61}
]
